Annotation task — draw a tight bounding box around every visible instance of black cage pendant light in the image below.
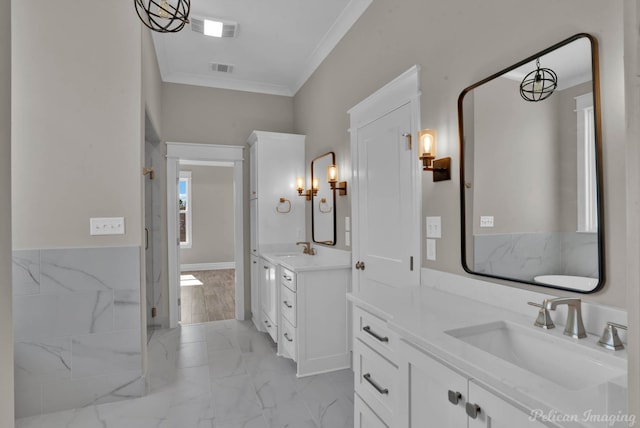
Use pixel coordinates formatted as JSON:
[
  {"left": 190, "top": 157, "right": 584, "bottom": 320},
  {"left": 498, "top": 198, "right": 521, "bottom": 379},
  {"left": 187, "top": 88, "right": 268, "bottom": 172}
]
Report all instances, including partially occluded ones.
[
  {"left": 134, "top": 0, "right": 191, "bottom": 33},
  {"left": 519, "top": 58, "right": 558, "bottom": 102}
]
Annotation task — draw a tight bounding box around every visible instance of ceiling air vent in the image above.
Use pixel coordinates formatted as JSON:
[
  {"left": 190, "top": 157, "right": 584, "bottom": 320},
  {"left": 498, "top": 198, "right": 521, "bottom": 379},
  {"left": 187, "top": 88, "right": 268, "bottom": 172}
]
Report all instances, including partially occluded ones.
[
  {"left": 191, "top": 17, "right": 238, "bottom": 38},
  {"left": 221, "top": 23, "right": 237, "bottom": 38},
  {"left": 191, "top": 17, "right": 205, "bottom": 34},
  {"left": 210, "top": 63, "right": 234, "bottom": 73}
]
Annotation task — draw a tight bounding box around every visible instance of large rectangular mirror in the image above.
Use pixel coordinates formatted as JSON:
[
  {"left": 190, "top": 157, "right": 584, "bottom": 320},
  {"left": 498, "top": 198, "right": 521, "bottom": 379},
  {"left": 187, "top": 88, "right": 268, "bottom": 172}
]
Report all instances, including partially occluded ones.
[
  {"left": 311, "top": 152, "right": 336, "bottom": 245},
  {"left": 458, "top": 33, "right": 604, "bottom": 293}
]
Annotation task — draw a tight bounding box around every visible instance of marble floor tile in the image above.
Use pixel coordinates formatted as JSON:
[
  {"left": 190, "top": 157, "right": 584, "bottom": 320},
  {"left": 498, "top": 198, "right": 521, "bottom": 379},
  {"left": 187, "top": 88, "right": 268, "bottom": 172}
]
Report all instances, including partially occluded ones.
[{"left": 16, "top": 319, "right": 354, "bottom": 428}]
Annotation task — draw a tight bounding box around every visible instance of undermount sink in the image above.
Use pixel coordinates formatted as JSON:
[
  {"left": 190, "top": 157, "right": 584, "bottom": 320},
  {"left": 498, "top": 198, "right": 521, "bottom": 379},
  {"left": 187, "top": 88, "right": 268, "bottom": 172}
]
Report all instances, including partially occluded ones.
[
  {"left": 445, "top": 321, "right": 625, "bottom": 390},
  {"left": 272, "top": 252, "right": 307, "bottom": 258}
]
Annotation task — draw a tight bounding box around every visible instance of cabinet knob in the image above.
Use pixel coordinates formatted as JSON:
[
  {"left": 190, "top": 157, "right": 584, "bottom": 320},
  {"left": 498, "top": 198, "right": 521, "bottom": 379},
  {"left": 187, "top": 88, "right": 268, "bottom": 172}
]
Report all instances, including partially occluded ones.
[
  {"left": 447, "top": 390, "right": 462, "bottom": 405},
  {"left": 465, "top": 402, "right": 481, "bottom": 419}
]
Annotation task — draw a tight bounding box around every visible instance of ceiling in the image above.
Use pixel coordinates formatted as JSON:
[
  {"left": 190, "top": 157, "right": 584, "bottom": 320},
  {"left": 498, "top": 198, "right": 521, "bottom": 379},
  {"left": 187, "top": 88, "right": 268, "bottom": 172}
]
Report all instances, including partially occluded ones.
[{"left": 151, "top": 0, "right": 372, "bottom": 97}]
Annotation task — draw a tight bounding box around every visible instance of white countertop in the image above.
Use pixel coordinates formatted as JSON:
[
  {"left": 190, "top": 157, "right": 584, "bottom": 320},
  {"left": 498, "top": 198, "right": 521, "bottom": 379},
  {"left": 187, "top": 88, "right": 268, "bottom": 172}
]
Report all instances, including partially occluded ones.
[
  {"left": 261, "top": 250, "right": 351, "bottom": 272},
  {"left": 348, "top": 284, "right": 628, "bottom": 428}
]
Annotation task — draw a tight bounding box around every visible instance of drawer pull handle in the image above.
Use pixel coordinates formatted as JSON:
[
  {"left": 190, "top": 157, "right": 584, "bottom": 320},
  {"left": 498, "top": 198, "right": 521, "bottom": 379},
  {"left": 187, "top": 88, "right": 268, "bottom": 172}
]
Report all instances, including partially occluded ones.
[
  {"left": 283, "top": 300, "right": 293, "bottom": 308},
  {"left": 284, "top": 332, "right": 293, "bottom": 342},
  {"left": 363, "top": 326, "right": 389, "bottom": 343},
  {"left": 283, "top": 275, "right": 292, "bottom": 281},
  {"left": 465, "top": 402, "right": 481, "bottom": 419},
  {"left": 363, "top": 373, "right": 389, "bottom": 395},
  {"left": 447, "top": 390, "right": 462, "bottom": 405}
]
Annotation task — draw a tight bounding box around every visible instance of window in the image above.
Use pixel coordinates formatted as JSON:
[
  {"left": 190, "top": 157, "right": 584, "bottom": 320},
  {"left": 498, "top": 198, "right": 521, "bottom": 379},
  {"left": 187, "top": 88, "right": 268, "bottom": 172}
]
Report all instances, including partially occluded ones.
[
  {"left": 179, "top": 171, "right": 192, "bottom": 248},
  {"left": 575, "top": 93, "right": 597, "bottom": 233}
]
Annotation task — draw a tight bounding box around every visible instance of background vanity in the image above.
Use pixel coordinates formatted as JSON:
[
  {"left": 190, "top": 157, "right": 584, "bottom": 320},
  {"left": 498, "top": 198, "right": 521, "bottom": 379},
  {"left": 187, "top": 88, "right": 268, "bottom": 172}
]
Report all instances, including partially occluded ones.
[{"left": 248, "top": 131, "right": 352, "bottom": 378}]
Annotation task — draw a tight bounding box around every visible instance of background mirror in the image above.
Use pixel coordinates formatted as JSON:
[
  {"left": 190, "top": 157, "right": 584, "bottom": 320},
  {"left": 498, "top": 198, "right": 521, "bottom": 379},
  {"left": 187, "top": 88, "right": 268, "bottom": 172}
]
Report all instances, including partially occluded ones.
[
  {"left": 311, "top": 152, "right": 336, "bottom": 245},
  {"left": 459, "top": 34, "right": 603, "bottom": 293}
]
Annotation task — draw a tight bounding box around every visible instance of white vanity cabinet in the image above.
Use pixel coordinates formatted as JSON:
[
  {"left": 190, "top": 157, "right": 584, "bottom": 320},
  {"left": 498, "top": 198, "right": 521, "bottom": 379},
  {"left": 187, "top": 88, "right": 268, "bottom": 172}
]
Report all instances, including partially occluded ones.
[
  {"left": 352, "top": 305, "right": 398, "bottom": 427},
  {"left": 397, "top": 339, "right": 548, "bottom": 428},
  {"left": 259, "top": 257, "right": 278, "bottom": 342},
  {"left": 247, "top": 130, "right": 305, "bottom": 332},
  {"left": 277, "top": 265, "right": 351, "bottom": 377}
]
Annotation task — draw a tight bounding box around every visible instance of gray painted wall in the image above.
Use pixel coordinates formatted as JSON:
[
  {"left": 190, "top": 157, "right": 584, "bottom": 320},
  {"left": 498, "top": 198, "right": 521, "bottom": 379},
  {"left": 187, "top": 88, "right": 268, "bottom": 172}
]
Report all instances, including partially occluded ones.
[
  {"left": 180, "top": 165, "right": 235, "bottom": 265},
  {"left": 0, "top": 0, "right": 13, "bottom": 424},
  {"left": 293, "top": 0, "right": 626, "bottom": 309},
  {"left": 12, "top": 0, "right": 143, "bottom": 250}
]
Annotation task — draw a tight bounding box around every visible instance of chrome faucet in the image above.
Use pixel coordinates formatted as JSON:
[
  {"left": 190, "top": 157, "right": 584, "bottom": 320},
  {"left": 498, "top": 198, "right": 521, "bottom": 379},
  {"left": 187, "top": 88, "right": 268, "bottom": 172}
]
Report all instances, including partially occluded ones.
[
  {"left": 296, "top": 241, "right": 315, "bottom": 255},
  {"left": 544, "top": 298, "right": 587, "bottom": 339}
]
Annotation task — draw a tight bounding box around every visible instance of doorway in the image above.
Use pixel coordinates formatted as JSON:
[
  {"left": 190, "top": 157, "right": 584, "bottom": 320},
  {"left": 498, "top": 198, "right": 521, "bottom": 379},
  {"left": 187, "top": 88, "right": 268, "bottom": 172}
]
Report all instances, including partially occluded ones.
[
  {"left": 178, "top": 161, "right": 236, "bottom": 324},
  {"left": 166, "top": 143, "right": 245, "bottom": 328}
]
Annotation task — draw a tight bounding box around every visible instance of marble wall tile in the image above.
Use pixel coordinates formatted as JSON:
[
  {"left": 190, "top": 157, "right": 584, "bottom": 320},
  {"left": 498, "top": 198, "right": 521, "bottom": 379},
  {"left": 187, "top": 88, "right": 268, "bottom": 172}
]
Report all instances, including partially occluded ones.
[
  {"left": 14, "top": 376, "right": 43, "bottom": 419},
  {"left": 13, "top": 291, "right": 114, "bottom": 340},
  {"left": 114, "top": 290, "right": 141, "bottom": 331},
  {"left": 12, "top": 250, "right": 40, "bottom": 296},
  {"left": 474, "top": 232, "right": 600, "bottom": 282},
  {"left": 561, "top": 232, "right": 599, "bottom": 277},
  {"left": 12, "top": 246, "right": 143, "bottom": 418},
  {"left": 474, "top": 232, "right": 562, "bottom": 282},
  {"left": 14, "top": 337, "right": 72, "bottom": 380},
  {"left": 71, "top": 330, "right": 142, "bottom": 378},
  {"left": 40, "top": 247, "right": 139, "bottom": 293}
]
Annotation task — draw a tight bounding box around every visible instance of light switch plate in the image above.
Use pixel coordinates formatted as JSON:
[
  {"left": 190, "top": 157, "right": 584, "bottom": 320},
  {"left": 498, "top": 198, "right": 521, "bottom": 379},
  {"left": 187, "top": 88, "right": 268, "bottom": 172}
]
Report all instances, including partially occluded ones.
[
  {"left": 480, "top": 216, "right": 494, "bottom": 228},
  {"left": 426, "top": 216, "right": 442, "bottom": 239},
  {"left": 426, "top": 239, "right": 436, "bottom": 261},
  {"left": 90, "top": 217, "right": 125, "bottom": 236}
]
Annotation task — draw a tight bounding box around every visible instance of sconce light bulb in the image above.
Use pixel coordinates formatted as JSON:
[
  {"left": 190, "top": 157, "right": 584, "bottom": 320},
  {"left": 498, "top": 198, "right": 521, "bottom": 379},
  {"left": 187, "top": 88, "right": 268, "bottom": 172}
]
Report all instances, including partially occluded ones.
[
  {"left": 419, "top": 129, "right": 436, "bottom": 158},
  {"left": 327, "top": 165, "right": 339, "bottom": 183}
]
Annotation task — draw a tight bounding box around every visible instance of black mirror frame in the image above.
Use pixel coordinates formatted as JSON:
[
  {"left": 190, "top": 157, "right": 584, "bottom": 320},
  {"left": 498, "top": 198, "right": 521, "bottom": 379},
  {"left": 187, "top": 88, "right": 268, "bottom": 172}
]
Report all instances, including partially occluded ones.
[
  {"left": 311, "top": 151, "right": 337, "bottom": 246},
  {"left": 457, "top": 33, "right": 605, "bottom": 293}
]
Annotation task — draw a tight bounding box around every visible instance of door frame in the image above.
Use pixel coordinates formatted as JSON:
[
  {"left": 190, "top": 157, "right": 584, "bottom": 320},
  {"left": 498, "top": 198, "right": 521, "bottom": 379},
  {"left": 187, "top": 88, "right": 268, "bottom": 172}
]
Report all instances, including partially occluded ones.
[
  {"left": 348, "top": 65, "right": 422, "bottom": 292},
  {"left": 166, "top": 142, "right": 245, "bottom": 328}
]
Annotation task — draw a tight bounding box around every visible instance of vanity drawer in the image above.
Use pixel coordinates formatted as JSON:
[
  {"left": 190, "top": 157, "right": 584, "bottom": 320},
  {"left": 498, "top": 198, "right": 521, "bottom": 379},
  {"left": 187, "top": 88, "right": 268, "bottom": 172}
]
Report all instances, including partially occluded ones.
[
  {"left": 354, "top": 393, "right": 389, "bottom": 428},
  {"left": 262, "top": 310, "right": 277, "bottom": 343},
  {"left": 354, "top": 306, "right": 396, "bottom": 363},
  {"left": 280, "top": 283, "right": 297, "bottom": 326},
  {"left": 280, "top": 317, "right": 297, "bottom": 361},
  {"left": 281, "top": 267, "right": 296, "bottom": 291},
  {"left": 354, "top": 339, "right": 397, "bottom": 426}
]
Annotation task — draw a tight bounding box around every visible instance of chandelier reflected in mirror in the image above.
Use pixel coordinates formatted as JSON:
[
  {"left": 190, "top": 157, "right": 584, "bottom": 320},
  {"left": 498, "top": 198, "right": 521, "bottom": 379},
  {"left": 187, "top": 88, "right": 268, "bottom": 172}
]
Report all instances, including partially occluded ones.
[
  {"left": 134, "top": 0, "right": 191, "bottom": 33},
  {"left": 519, "top": 58, "right": 558, "bottom": 102}
]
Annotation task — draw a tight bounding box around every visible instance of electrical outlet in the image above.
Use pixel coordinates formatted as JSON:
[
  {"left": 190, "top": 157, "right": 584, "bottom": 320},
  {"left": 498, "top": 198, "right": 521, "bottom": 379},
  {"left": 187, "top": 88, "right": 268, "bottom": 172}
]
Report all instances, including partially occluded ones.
[{"left": 480, "top": 216, "right": 494, "bottom": 228}]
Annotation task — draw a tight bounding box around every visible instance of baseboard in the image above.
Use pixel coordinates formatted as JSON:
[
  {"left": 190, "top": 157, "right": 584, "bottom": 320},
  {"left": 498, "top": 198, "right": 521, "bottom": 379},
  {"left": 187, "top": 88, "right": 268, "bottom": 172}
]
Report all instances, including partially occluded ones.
[{"left": 180, "top": 262, "right": 235, "bottom": 272}]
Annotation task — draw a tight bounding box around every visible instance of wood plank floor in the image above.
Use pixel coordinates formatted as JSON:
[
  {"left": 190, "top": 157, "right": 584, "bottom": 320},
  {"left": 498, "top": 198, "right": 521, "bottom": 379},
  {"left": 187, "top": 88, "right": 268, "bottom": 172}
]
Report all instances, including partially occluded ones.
[{"left": 180, "top": 269, "right": 235, "bottom": 324}]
